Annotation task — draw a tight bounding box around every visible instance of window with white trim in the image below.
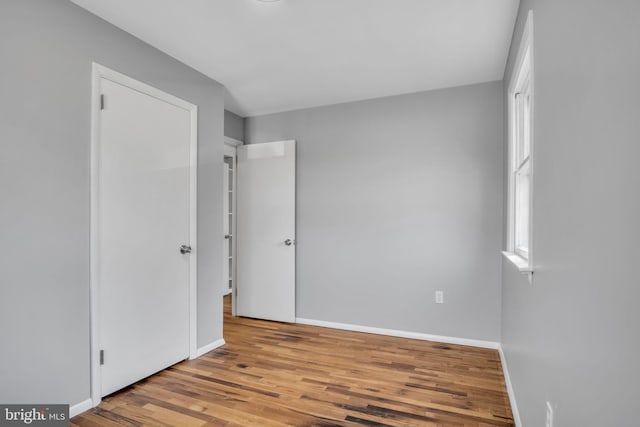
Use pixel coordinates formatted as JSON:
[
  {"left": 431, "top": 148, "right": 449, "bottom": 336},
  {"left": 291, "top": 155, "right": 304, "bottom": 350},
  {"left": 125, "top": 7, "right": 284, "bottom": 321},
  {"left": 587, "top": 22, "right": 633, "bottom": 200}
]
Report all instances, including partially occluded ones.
[
  {"left": 513, "top": 71, "right": 531, "bottom": 259},
  {"left": 506, "top": 11, "right": 533, "bottom": 272}
]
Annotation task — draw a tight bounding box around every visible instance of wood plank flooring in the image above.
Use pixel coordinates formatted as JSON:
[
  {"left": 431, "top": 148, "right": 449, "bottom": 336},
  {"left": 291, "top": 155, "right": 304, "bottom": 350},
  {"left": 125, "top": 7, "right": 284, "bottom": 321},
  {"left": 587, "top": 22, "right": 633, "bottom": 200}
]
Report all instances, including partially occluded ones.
[{"left": 72, "top": 296, "right": 513, "bottom": 426}]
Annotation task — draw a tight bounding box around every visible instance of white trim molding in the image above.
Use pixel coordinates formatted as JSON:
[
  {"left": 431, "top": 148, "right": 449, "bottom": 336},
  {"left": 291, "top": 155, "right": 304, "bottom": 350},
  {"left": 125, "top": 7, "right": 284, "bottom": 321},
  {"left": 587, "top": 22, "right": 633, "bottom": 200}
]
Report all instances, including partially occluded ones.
[
  {"left": 188, "top": 94, "right": 199, "bottom": 361},
  {"left": 69, "top": 398, "right": 93, "bottom": 418},
  {"left": 194, "top": 338, "right": 226, "bottom": 358},
  {"left": 498, "top": 345, "right": 522, "bottom": 427},
  {"left": 90, "top": 62, "right": 199, "bottom": 408},
  {"left": 506, "top": 10, "right": 535, "bottom": 279},
  {"left": 502, "top": 251, "right": 533, "bottom": 273},
  {"left": 295, "top": 318, "right": 499, "bottom": 350},
  {"left": 224, "top": 136, "right": 243, "bottom": 147}
]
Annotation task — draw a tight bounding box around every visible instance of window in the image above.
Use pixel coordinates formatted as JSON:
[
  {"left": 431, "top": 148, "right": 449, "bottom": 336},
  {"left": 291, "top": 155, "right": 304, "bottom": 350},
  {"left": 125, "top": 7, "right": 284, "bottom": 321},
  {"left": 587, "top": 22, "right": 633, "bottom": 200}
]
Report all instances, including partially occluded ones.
[{"left": 505, "top": 11, "right": 533, "bottom": 273}]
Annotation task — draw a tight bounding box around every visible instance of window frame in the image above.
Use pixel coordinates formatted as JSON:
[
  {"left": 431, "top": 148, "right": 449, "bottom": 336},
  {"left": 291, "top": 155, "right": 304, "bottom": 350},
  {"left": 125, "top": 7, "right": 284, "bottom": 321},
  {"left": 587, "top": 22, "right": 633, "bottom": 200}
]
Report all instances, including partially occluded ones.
[{"left": 505, "top": 10, "right": 534, "bottom": 274}]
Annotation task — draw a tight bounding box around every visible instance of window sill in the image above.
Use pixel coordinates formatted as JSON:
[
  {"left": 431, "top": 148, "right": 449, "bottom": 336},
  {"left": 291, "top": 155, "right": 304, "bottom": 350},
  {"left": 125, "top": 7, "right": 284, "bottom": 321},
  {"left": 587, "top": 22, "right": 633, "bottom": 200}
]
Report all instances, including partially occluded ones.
[{"left": 502, "top": 251, "right": 533, "bottom": 273}]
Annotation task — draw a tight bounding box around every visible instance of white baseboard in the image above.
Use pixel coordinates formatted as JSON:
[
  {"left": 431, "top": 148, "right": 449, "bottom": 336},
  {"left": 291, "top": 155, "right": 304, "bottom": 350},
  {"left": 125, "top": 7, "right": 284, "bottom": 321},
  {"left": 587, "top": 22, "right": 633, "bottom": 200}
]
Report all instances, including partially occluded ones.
[
  {"left": 295, "top": 318, "right": 499, "bottom": 350},
  {"left": 70, "top": 398, "right": 93, "bottom": 418},
  {"left": 194, "top": 338, "right": 226, "bottom": 358},
  {"left": 498, "top": 345, "right": 522, "bottom": 427}
]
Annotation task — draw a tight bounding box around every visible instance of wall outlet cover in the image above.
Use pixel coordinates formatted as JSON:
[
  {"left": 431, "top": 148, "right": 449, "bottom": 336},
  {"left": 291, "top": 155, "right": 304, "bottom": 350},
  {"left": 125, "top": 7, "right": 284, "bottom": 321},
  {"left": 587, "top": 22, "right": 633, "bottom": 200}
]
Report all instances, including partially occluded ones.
[{"left": 435, "top": 291, "right": 444, "bottom": 304}]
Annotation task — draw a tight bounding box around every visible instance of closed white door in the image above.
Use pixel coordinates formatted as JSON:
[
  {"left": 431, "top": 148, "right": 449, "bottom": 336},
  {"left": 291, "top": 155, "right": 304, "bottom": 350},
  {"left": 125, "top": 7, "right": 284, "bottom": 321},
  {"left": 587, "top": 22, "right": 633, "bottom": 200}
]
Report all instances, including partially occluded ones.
[
  {"left": 97, "top": 77, "right": 192, "bottom": 396},
  {"left": 237, "top": 140, "right": 296, "bottom": 323}
]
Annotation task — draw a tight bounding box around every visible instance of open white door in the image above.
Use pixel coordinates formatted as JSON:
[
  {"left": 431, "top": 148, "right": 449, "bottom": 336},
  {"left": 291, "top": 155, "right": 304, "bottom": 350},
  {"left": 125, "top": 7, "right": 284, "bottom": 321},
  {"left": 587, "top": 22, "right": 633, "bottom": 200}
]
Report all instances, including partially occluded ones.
[{"left": 237, "top": 140, "right": 296, "bottom": 323}]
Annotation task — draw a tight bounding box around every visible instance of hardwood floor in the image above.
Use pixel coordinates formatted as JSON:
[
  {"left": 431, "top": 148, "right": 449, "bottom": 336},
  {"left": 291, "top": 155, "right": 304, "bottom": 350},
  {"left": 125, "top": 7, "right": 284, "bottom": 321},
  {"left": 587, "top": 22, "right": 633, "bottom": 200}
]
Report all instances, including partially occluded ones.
[{"left": 72, "top": 295, "right": 513, "bottom": 426}]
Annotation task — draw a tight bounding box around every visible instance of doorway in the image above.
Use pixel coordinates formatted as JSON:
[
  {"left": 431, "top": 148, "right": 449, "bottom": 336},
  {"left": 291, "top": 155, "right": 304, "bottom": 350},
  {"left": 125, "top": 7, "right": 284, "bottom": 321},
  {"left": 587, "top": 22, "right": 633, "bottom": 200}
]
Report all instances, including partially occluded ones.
[
  {"left": 223, "top": 143, "right": 237, "bottom": 310},
  {"left": 223, "top": 137, "right": 241, "bottom": 317}
]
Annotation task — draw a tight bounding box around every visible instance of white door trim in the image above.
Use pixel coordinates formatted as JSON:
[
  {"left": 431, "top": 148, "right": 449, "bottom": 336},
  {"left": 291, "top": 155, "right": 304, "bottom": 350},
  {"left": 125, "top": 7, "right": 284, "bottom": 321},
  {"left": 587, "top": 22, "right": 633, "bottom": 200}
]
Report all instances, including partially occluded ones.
[
  {"left": 224, "top": 136, "right": 243, "bottom": 147},
  {"left": 223, "top": 145, "right": 238, "bottom": 314},
  {"left": 90, "top": 63, "right": 198, "bottom": 407}
]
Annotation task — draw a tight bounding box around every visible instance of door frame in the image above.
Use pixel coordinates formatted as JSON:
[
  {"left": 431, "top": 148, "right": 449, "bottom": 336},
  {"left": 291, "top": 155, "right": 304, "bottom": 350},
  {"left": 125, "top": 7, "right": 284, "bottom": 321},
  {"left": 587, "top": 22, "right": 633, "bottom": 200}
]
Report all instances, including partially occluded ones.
[
  {"left": 223, "top": 142, "right": 236, "bottom": 298},
  {"left": 223, "top": 138, "right": 241, "bottom": 315},
  {"left": 89, "top": 63, "right": 198, "bottom": 406}
]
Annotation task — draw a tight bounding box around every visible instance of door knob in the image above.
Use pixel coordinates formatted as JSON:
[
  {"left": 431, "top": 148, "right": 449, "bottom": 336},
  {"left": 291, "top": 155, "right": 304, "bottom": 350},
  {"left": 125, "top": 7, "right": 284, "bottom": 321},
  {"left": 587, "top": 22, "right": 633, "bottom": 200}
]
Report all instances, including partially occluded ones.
[
  {"left": 284, "top": 239, "right": 294, "bottom": 246},
  {"left": 180, "top": 245, "right": 192, "bottom": 254}
]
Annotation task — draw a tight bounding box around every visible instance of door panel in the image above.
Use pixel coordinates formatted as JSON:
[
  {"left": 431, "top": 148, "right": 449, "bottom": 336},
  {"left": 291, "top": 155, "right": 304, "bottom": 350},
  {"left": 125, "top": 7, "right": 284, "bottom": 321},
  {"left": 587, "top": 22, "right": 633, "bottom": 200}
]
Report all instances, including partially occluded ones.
[
  {"left": 237, "top": 140, "right": 296, "bottom": 323},
  {"left": 98, "top": 78, "right": 191, "bottom": 396}
]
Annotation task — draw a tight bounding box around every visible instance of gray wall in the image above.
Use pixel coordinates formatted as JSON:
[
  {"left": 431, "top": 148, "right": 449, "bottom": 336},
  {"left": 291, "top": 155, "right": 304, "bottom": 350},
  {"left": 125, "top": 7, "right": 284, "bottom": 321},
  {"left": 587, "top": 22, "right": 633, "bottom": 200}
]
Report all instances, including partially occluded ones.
[
  {"left": 0, "top": 0, "right": 225, "bottom": 406},
  {"left": 501, "top": 1, "right": 640, "bottom": 425},
  {"left": 246, "top": 82, "right": 504, "bottom": 341},
  {"left": 224, "top": 110, "right": 245, "bottom": 141}
]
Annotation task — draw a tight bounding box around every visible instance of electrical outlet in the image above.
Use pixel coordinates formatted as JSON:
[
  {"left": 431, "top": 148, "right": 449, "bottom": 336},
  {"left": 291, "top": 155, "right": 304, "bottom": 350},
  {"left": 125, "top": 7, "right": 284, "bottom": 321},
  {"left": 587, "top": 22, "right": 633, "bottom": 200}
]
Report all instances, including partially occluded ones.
[
  {"left": 435, "top": 291, "right": 444, "bottom": 304},
  {"left": 545, "top": 401, "right": 554, "bottom": 427}
]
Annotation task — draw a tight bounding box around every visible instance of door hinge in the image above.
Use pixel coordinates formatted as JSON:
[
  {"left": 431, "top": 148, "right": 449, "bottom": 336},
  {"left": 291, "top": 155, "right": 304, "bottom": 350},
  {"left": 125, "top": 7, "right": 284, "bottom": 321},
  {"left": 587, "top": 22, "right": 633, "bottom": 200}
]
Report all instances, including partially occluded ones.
[
  {"left": 100, "top": 94, "right": 105, "bottom": 110},
  {"left": 100, "top": 350, "right": 105, "bottom": 365}
]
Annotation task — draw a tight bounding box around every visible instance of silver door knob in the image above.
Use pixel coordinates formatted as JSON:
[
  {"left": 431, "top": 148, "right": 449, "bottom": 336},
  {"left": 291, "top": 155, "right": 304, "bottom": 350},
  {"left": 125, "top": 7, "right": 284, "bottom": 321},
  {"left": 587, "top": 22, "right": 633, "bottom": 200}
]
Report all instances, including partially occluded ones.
[
  {"left": 180, "top": 245, "right": 192, "bottom": 254},
  {"left": 284, "top": 239, "right": 294, "bottom": 246}
]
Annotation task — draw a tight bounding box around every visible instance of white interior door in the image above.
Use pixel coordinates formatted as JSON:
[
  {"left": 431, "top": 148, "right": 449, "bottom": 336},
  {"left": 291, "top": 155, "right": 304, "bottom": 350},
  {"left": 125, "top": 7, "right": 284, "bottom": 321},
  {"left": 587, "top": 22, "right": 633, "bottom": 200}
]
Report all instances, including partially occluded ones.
[
  {"left": 97, "top": 77, "right": 192, "bottom": 396},
  {"left": 237, "top": 140, "right": 296, "bottom": 323}
]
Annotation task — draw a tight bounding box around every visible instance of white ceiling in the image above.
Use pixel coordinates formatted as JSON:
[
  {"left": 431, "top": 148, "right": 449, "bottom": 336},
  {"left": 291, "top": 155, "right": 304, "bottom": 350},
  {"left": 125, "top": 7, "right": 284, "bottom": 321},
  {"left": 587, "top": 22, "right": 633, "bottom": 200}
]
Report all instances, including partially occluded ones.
[{"left": 70, "top": 0, "right": 519, "bottom": 117}]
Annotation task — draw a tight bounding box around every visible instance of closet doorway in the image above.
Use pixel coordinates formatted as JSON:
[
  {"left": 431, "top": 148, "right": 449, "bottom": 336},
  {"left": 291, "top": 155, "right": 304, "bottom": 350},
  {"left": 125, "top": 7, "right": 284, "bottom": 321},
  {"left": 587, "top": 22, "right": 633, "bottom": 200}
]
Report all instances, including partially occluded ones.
[{"left": 223, "top": 138, "right": 240, "bottom": 316}]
